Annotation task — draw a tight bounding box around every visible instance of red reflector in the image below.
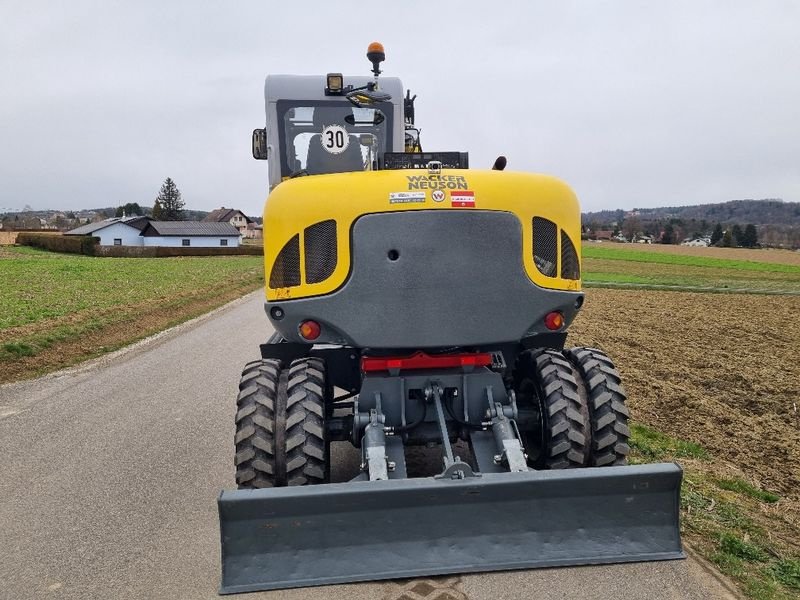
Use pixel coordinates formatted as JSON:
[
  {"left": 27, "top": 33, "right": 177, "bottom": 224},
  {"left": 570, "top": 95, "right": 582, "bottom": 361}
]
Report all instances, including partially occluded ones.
[
  {"left": 361, "top": 351, "right": 492, "bottom": 373},
  {"left": 544, "top": 311, "right": 565, "bottom": 331},
  {"left": 298, "top": 320, "right": 321, "bottom": 341}
]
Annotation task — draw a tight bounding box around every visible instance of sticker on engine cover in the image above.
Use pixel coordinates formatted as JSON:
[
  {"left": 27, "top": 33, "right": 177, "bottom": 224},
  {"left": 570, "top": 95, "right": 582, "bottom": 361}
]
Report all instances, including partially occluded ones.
[
  {"left": 451, "top": 191, "right": 475, "bottom": 207},
  {"left": 320, "top": 124, "right": 349, "bottom": 154},
  {"left": 407, "top": 174, "right": 468, "bottom": 190},
  {"left": 431, "top": 189, "right": 445, "bottom": 202},
  {"left": 389, "top": 191, "right": 426, "bottom": 204}
]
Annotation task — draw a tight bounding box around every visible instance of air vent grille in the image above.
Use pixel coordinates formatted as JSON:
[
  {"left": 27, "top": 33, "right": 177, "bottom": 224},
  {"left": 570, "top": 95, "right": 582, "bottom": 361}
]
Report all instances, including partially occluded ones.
[
  {"left": 533, "top": 217, "right": 558, "bottom": 277},
  {"left": 269, "top": 234, "right": 301, "bottom": 288},
  {"left": 304, "top": 220, "right": 337, "bottom": 284},
  {"left": 561, "top": 230, "right": 580, "bottom": 280}
]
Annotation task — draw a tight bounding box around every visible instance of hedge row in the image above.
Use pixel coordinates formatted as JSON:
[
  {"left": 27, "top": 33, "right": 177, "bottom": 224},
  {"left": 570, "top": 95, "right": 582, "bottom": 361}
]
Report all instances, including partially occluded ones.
[
  {"left": 16, "top": 233, "right": 263, "bottom": 257},
  {"left": 17, "top": 233, "right": 264, "bottom": 258},
  {"left": 94, "top": 245, "right": 263, "bottom": 257},
  {"left": 16, "top": 232, "right": 98, "bottom": 255}
]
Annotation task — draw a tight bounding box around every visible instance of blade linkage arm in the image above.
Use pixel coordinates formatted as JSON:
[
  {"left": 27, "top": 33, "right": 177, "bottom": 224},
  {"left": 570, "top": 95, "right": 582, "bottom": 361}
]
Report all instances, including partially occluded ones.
[{"left": 487, "top": 387, "right": 529, "bottom": 473}]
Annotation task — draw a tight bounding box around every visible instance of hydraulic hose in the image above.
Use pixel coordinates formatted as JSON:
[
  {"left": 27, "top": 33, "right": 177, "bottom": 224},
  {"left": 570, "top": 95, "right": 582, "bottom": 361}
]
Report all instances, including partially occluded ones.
[
  {"left": 444, "top": 390, "right": 484, "bottom": 430},
  {"left": 391, "top": 394, "right": 427, "bottom": 433}
]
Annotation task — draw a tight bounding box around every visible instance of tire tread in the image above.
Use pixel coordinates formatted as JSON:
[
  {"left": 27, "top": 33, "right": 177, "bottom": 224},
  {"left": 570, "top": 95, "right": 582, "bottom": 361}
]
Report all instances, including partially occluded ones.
[{"left": 564, "top": 347, "right": 631, "bottom": 466}]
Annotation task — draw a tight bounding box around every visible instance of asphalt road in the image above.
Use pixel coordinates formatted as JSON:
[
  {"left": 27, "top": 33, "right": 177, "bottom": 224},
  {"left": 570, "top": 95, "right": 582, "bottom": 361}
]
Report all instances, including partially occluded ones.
[{"left": 0, "top": 292, "right": 741, "bottom": 600}]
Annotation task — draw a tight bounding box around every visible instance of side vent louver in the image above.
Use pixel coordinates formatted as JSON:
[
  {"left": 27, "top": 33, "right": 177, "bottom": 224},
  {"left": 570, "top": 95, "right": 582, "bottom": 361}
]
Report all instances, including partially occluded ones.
[
  {"left": 269, "top": 234, "right": 301, "bottom": 288},
  {"left": 304, "top": 220, "right": 337, "bottom": 284},
  {"left": 561, "top": 230, "right": 580, "bottom": 280},
  {"left": 533, "top": 217, "right": 558, "bottom": 277}
]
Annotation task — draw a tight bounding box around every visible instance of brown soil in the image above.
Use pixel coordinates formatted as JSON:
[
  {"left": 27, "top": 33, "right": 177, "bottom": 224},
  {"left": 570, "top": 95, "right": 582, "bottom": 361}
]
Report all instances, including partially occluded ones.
[
  {"left": 589, "top": 242, "right": 800, "bottom": 266},
  {"left": 569, "top": 288, "right": 800, "bottom": 537}
]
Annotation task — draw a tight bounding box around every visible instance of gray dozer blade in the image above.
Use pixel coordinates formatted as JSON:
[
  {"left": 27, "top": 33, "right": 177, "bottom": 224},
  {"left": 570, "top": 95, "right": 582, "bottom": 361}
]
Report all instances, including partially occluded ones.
[{"left": 218, "top": 462, "right": 684, "bottom": 594}]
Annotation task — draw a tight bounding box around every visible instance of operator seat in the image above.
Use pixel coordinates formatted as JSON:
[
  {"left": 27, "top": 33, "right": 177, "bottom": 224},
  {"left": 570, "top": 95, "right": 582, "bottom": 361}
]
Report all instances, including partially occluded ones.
[{"left": 306, "top": 107, "right": 364, "bottom": 175}]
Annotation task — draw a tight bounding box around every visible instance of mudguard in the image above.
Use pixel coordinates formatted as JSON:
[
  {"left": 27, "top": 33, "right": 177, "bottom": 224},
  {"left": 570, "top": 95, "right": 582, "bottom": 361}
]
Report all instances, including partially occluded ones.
[{"left": 218, "top": 462, "right": 684, "bottom": 593}]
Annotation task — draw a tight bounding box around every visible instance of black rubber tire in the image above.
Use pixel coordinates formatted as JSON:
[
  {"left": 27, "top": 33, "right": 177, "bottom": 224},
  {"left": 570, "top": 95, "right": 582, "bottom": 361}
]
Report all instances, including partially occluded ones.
[
  {"left": 518, "top": 349, "right": 591, "bottom": 469},
  {"left": 564, "top": 347, "right": 631, "bottom": 466},
  {"left": 284, "top": 357, "right": 329, "bottom": 485},
  {"left": 235, "top": 358, "right": 282, "bottom": 488},
  {"left": 234, "top": 357, "right": 329, "bottom": 488}
]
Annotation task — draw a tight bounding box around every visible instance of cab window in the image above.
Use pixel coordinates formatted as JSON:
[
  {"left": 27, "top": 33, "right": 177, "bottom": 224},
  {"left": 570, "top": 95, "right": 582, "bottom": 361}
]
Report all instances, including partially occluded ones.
[{"left": 277, "top": 101, "right": 392, "bottom": 178}]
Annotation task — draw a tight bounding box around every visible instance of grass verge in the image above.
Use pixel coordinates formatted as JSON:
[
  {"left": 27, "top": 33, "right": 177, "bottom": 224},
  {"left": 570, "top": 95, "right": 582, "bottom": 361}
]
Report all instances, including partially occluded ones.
[
  {"left": 629, "top": 424, "right": 799, "bottom": 599},
  {"left": 0, "top": 247, "right": 264, "bottom": 382}
]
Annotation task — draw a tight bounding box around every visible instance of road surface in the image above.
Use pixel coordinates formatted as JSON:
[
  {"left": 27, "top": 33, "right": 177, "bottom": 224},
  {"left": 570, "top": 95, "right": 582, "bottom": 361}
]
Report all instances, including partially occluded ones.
[{"left": 0, "top": 292, "right": 741, "bottom": 600}]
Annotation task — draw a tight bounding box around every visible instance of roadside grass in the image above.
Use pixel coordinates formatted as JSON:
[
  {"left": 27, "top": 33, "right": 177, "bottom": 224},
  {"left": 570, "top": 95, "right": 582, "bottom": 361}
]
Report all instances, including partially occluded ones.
[
  {"left": 0, "top": 246, "right": 264, "bottom": 381},
  {"left": 629, "top": 424, "right": 799, "bottom": 599},
  {"left": 582, "top": 247, "right": 800, "bottom": 293},
  {"left": 629, "top": 423, "right": 709, "bottom": 460}
]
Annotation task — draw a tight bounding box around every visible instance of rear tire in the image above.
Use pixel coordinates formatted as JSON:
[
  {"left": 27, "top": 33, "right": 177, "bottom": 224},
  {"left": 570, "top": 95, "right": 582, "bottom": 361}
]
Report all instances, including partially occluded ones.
[
  {"left": 234, "top": 357, "right": 330, "bottom": 488},
  {"left": 564, "top": 347, "right": 631, "bottom": 466},
  {"left": 235, "top": 358, "right": 281, "bottom": 488},
  {"left": 516, "top": 349, "right": 591, "bottom": 469},
  {"left": 285, "top": 358, "right": 329, "bottom": 485}
]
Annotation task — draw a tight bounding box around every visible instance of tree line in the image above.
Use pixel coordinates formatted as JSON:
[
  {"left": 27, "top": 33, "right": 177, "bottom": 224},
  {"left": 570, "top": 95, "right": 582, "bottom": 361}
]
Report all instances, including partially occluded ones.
[
  {"left": 585, "top": 215, "right": 763, "bottom": 247},
  {"left": 709, "top": 223, "right": 758, "bottom": 248}
]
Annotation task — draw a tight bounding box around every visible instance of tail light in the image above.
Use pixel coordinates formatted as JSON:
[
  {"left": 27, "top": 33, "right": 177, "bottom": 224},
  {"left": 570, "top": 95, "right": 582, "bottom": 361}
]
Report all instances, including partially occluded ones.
[
  {"left": 299, "top": 320, "right": 321, "bottom": 341},
  {"left": 544, "top": 311, "right": 564, "bottom": 331}
]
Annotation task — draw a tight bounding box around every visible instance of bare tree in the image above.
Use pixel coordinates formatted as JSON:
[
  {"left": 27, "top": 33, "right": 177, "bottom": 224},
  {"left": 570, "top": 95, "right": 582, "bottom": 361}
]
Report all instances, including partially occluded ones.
[{"left": 622, "top": 216, "right": 640, "bottom": 241}]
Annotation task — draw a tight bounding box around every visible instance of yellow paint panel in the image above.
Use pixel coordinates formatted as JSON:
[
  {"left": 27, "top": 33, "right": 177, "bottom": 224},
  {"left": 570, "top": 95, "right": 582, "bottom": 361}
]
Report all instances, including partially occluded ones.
[{"left": 263, "top": 169, "right": 582, "bottom": 300}]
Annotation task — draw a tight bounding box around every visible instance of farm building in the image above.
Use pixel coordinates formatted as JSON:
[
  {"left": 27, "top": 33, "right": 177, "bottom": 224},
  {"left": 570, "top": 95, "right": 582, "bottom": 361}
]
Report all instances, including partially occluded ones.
[
  {"left": 140, "top": 222, "right": 241, "bottom": 247},
  {"left": 203, "top": 207, "right": 256, "bottom": 236},
  {"left": 66, "top": 218, "right": 241, "bottom": 247},
  {"left": 65, "top": 216, "right": 150, "bottom": 246},
  {"left": 204, "top": 207, "right": 261, "bottom": 239}
]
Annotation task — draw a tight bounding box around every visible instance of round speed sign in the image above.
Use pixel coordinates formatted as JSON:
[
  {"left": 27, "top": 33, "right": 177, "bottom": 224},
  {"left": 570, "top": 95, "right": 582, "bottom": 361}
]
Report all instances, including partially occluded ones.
[{"left": 320, "top": 125, "right": 349, "bottom": 154}]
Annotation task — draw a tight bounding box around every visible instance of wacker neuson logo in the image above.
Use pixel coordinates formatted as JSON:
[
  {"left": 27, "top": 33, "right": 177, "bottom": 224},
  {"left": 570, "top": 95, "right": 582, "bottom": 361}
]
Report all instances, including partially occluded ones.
[{"left": 407, "top": 175, "right": 468, "bottom": 190}]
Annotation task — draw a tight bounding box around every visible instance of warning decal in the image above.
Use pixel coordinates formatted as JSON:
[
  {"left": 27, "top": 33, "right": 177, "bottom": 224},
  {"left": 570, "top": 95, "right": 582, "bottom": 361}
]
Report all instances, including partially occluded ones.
[
  {"left": 450, "top": 191, "right": 475, "bottom": 208},
  {"left": 389, "top": 191, "right": 426, "bottom": 204}
]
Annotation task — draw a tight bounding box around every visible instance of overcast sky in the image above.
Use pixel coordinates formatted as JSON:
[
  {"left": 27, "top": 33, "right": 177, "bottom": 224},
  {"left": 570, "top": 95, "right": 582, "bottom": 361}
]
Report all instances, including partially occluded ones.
[{"left": 1, "top": 1, "right": 798, "bottom": 216}]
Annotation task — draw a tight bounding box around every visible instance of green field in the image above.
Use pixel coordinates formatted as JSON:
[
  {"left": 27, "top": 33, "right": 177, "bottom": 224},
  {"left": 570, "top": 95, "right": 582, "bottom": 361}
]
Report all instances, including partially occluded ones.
[
  {"left": 582, "top": 245, "right": 800, "bottom": 293},
  {"left": 0, "top": 246, "right": 264, "bottom": 381}
]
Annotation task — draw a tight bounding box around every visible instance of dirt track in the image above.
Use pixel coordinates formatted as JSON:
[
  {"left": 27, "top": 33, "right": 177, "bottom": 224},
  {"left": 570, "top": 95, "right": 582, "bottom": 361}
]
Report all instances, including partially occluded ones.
[{"left": 569, "top": 289, "right": 800, "bottom": 542}]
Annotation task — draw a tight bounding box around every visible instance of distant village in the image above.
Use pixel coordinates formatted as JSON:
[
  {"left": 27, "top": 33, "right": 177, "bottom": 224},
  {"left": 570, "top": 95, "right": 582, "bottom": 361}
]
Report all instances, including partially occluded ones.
[
  {"left": 0, "top": 206, "right": 260, "bottom": 234},
  {"left": 581, "top": 208, "right": 760, "bottom": 248},
  {"left": 581, "top": 199, "right": 800, "bottom": 249},
  {"left": 2, "top": 199, "right": 798, "bottom": 249}
]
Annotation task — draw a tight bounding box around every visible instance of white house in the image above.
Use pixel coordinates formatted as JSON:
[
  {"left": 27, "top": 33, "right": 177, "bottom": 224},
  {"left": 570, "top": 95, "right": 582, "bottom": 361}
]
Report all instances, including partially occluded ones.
[
  {"left": 65, "top": 216, "right": 149, "bottom": 246},
  {"left": 682, "top": 238, "right": 711, "bottom": 247},
  {"left": 140, "top": 221, "right": 241, "bottom": 247},
  {"left": 66, "top": 218, "right": 241, "bottom": 247}
]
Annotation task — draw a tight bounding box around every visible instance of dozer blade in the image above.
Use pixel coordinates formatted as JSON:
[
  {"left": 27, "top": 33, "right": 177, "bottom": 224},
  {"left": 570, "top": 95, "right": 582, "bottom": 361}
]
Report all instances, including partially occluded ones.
[{"left": 218, "top": 462, "right": 683, "bottom": 594}]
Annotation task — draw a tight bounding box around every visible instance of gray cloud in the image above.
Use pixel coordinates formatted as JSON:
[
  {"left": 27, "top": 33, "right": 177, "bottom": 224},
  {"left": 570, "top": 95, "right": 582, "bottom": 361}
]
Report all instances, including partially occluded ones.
[{"left": 1, "top": 0, "right": 798, "bottom": 215}]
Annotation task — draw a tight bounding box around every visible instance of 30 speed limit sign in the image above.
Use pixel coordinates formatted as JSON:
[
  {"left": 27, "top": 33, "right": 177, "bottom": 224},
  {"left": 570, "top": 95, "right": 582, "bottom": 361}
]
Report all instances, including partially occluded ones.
[{"left": 321, "top": 125, "right": 349, "bottom": 154}]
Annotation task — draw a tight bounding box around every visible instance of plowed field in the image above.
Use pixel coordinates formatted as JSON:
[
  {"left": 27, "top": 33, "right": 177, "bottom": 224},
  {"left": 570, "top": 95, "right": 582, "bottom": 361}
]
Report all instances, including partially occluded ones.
[
  {"left": 570, "top": 289, "right": 800, "bottom": 498},
  {"left": 570, "top": 284, "right": 800, "bottom": 598}
]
